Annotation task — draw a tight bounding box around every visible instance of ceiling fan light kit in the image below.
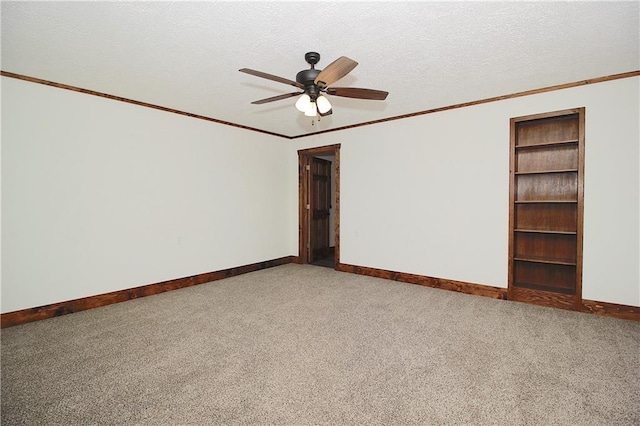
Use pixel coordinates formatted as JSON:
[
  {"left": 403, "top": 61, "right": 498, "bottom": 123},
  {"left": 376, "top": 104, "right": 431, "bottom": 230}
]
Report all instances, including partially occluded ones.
[
  {"left": 240, "top": 52, "right": 388, "bottom": 119},
  {"left": 316, "top": 95, "right": 332, "bottom": 114},
  {"left": 304, "top": 102, "right": 318, "bottom": 117},
  {"left": 295, "top": 93, "right": 311, "bottom": 112}
]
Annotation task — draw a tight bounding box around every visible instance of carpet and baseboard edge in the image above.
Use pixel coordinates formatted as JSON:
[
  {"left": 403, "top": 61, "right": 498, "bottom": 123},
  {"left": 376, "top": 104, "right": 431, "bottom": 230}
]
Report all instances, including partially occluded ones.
[
  {"left": 337, "top": 262, "right": 639, "bottom": 322},
  {"left": 3, "top": 257, "right": 637, "bottom": 327},
  {"left": 336, "top": 262, "right": 508, "bottom": 299},
  {"left": 0, "top": 256, "right": 298, "bottom": 328}
]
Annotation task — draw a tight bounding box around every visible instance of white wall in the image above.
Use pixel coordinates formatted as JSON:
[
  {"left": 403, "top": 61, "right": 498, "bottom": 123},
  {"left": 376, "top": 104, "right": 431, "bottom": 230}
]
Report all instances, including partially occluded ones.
[
  {"left": 3, "top": 76, "right": 638, "bottom": 313},
  {"left": 2, "top": 77, "right": 294, "bottom": 313},
  {"left": 293, "top": 77, "right": 639, "bottom": 307}
]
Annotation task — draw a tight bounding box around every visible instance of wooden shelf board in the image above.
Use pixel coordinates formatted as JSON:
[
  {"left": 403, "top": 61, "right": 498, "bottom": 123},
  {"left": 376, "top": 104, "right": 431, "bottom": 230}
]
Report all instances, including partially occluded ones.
[
  {"left": 513, "top": 282, "right": 576, "bottom": 296},
  {"left": 515, "top": 139, "right": 579, "bottom": 150},
  {"left": 515, "top": 169, "right": 578, "bottom": 175},
  {"left": 514, "top": 200, "right": 577, "bottom": 204},
  {"left": 514, "top": 257, "right": 577, "bottom": 266},
  {"left": 514, "top": 229, "right": 577, "bottom": 235}
]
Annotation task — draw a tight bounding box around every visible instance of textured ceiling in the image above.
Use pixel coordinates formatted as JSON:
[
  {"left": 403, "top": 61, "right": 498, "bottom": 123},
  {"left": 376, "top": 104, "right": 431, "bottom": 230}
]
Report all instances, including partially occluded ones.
[{"left": 2, "top": 1, "right": 638, "bottom": 138}]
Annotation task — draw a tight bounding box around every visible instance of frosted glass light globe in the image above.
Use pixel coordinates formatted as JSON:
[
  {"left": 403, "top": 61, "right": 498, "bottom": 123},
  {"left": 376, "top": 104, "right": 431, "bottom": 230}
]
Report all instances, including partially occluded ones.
[
  {"left": 316, "top": 95, "right": 332, "bottom": 114},
  {"left": 295, "top": 94, "right": 311, "bottom": 112}
]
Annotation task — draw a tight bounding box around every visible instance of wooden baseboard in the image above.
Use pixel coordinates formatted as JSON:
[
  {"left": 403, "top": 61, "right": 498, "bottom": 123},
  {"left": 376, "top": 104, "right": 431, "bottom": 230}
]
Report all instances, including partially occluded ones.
[
  {"left": 337, "top": 262, "right": 639, "bottom": 322},
  {"left": 1, "top": 256, "right": 298, "bottom": 328},
  {"left": 336, "top": 263, "right": 508, "bottom": 300},
  {"left": 581, "top": 299, "right": 640, "bottom": 322},
  {"left": 4, "top": 258, "right": 636, "bottom": 327},
  {"left": 510, "top": 286, "right": 579, "bottom": 311}
]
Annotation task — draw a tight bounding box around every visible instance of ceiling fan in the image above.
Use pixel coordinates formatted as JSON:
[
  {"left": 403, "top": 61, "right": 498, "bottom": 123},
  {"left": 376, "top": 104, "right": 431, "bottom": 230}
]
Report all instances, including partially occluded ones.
[{"left": 239, "top": 52, "right": 388, "bottom": 118}]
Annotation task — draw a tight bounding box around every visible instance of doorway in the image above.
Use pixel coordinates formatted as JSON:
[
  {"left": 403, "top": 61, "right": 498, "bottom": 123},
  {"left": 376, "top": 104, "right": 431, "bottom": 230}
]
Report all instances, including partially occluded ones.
[{"left": 298, "top": 144, "right": 340, "bottom": 269}]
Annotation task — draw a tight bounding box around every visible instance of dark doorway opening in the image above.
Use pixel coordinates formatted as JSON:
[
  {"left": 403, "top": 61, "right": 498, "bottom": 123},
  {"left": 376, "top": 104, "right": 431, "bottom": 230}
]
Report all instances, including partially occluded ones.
[{"left": 311, "top": 246, "right": 336, "bottom": 269}]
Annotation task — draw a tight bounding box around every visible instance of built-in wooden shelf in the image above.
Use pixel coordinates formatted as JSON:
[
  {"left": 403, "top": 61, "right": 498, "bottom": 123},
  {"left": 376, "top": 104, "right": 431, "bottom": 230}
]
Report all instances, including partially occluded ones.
[{"left": 509, "top": 108, "right": 584, "bottom": 311}]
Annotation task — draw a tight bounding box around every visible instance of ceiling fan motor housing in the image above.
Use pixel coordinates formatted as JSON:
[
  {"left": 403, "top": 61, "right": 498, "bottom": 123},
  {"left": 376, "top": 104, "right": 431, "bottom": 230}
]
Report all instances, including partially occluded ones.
[{"left": 296, "top": 68, "right": 321, "bottom": 99}]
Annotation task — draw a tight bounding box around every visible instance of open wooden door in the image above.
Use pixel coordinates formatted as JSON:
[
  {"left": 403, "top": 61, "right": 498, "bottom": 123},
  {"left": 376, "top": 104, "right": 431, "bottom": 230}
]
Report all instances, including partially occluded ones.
[
  {"left": 310, "top": 157, "right": 332, "bottom": 262},
  {"left": 298, "top": 144, "right": 340, "bottom": 268}
]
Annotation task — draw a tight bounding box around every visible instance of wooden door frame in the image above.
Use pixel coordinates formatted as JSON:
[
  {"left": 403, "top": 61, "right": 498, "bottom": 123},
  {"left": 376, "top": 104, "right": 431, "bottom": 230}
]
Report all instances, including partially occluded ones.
[{"left": 298, "top": 144, "right": 340, "bottom": 268}]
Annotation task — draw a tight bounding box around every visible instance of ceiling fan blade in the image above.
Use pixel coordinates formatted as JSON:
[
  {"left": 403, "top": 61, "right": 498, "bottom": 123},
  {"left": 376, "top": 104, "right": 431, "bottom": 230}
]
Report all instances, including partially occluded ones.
[
  {"left": 239, "top": 68, "right": 304, "bottom": 89},
  {"left": 326, "top": 87, "right": 389, "bottom": 100},
  {"left": 251, "top": 92, "right": 302, "bottom": 105},
  {"left": 314, "top": 56, "right": 358, "bottom": 88}
]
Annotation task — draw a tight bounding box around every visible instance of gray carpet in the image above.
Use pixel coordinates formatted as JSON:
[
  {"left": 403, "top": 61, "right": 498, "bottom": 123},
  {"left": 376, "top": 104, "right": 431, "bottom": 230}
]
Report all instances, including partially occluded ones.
[{"left": 2, "top": 264, "right": 639, "bottom": 425}]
